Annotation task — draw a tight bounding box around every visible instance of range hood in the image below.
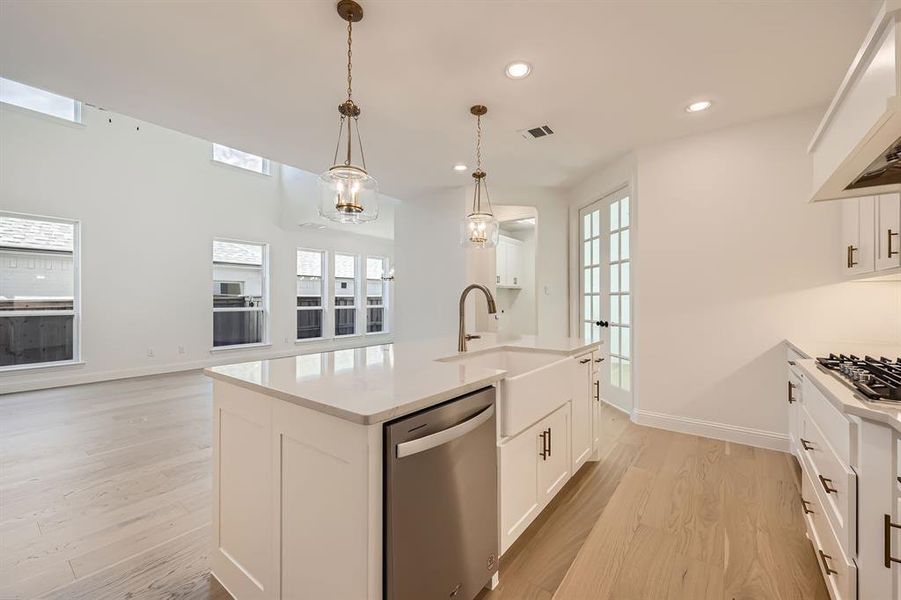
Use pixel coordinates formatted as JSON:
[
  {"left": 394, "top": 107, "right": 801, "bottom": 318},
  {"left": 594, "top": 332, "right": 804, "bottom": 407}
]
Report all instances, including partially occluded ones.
[{"left": 809, "top": 1, "right": 901, "bottom": 202}]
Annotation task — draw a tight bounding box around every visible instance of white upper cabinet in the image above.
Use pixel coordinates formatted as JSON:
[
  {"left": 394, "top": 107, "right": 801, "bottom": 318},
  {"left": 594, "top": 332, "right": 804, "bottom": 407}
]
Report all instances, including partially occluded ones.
[
  {"left": 842, "top": 196, "right": 876, "bottom": 275},
  {"left": 876, "top": 193, "right": 901, "bottom": 270},
  {"left": 495, "top": 235, "right": 523, "bottom": 288},
  {"left": 809, "top": 1, "right": 901, "bottom": 202}
]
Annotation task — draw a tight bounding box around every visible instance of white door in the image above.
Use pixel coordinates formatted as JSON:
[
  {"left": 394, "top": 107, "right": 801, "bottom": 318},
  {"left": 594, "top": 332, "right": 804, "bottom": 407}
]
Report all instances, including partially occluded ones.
[{"left": 579, "top": 188, "right": 633, "bottom": 413}]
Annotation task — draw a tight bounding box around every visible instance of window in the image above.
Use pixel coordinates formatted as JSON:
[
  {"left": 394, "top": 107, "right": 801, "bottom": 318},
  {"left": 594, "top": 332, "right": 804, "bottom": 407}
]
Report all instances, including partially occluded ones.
[
  {"left": 297, "top": 249, "right": 325, "bottom": 340},
  {"left": 334, "top": 253, "right": 358, "bottom": 336},
  {"left": 0, "top": 213, "right": 79, "bottom": 368},
  {"left": 212, "top": 239, "right": 268, "bottom": 347},
  {"left": 0, "top": 77, "right": 82, "bottom": 123},
  {"left": 366, "top": 257, "right": 387, "bottom": 333},
  {"left": 211, "top": 143, "right": 270, "bottom": 175}
]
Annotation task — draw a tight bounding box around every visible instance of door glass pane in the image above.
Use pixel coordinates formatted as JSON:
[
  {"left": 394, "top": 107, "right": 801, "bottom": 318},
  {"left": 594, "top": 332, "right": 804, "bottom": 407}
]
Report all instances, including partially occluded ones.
[
  {"left": 592, "top": 295, "right": 600, "bottom": 322},
  {"left": 584, "top": 300, "right": 591, "bottom": 321},
  {"left": 610, "top": 295, "right": 619, "bottom": 324},
  {"left": 610, "top": 264, "right": 619, "bottom": 293},
  {"left": 610, "top": 325, "right": 620, "bottom": 354},
  {"left": 610, "top": 356, "right": 621, "bottom": 387},
  {"left": 591, "top": 211, "right": 600, "bottom": 237},
  {"left": 621, "top": 229, "right": 630, "bottom": 260},
  {"left": 621, "top": 296, "right": 630, "bottom": 325},
  {"left": 584, "top": 241, "right": 591, "bottom": 265},
  {"left": 621, "top": 327, "right": 631, "bottom": 358},
  {"left": 583, "top": 214, "right": 591, "bottom": 240},
  {"left": 621, "top": 197, "right": 630, "bottom": 227},
  {"left": 591, "top": 267, "right": 600, "bottom": 293},
  {"left": 583, "top": 268, "right": 591, "bottom": 294},
  {"left": 621, "top": 263, "right": 630, "bottom": 293},
  {"left": 584, "top": 322, "right": 592, "bottom": 341},
  {"left": 621, "top": 359, "right": 631, "bottom": 391},
  {"left": 610, "top": 232, "right": 619, "bottom": 262},
  {"left": 591, "top": 238, "right": 599, "bottom": 265},
  {"left": 610, "top": 200, "right": 619, "bottom": 231}
]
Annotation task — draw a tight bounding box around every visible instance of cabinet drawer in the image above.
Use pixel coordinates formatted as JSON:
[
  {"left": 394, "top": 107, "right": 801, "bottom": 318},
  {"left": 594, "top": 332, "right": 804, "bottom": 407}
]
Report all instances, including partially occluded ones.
[
  {"left": 801, "top": 465, "right": 857, "bottom": 600},
  {"left": 799, "top": 407, "right": 857, "bottom": 560},
  {"left": 801, "top": 377, "right": 856, "bottom": 465}
]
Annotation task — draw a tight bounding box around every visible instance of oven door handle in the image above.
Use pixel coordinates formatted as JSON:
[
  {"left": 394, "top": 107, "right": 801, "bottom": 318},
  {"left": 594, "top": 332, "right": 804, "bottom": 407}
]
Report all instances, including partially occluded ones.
[{"left": 396, "top": 405, "right": 494, "bottom": 458}]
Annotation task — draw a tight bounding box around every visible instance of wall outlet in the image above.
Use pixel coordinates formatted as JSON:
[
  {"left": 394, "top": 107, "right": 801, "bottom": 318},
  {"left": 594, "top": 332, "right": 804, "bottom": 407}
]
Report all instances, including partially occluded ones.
[
  {"left": 177, "top": 345, "right": 185, "bottom": 355},
  {"left": 146, "top": 348, "right": 154, "bottom": 357}
]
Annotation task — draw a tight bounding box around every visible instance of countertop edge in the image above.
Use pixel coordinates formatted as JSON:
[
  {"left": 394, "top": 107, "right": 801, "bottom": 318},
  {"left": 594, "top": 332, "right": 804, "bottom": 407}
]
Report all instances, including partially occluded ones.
[
  {"left": 204, "top": 367, "right": 506, "bottom": 425},
  {"left": 795, "top": 359, "right": 901, "bottom": 434}
]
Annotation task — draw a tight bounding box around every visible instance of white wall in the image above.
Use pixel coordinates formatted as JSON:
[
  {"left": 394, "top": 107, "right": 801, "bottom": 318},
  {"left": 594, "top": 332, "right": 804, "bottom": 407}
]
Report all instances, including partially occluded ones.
[
  {"left": 569, "top": 108, "right": 901, "bottom": 446},
  {"left": 1, "top": 103, "right": 394, "bottom": 392}
]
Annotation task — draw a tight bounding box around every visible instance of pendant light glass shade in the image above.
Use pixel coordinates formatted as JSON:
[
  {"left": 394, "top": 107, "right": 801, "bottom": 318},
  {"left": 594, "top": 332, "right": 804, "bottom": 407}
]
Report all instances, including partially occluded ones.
[
  {"left": 318, "top": 165, "right": 379, "bottom": 223},
  {"left": 319, "top": 1, "right": 379, "bottom": 224},
  {"left": 460, "top": 211, "right": 499, "bottom": 249}
]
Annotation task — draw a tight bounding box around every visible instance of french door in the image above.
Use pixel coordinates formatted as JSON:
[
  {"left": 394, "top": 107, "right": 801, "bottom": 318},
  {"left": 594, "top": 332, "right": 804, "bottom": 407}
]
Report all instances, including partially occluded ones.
[{"left": 579, "top": 187, "right": 632, "bottom": 412}]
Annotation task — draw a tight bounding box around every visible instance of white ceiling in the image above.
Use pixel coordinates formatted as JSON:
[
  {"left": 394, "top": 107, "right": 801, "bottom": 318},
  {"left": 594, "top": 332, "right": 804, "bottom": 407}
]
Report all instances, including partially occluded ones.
[{"left": 0, "top": 0, "right": 879, "bottom": 200}]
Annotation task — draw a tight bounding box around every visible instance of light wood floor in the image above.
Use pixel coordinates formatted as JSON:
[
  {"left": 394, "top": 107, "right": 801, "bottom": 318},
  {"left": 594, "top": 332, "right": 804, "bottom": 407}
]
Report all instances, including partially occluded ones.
[{"left": 1, "top": 372, "right": 827, "bottom": 600}]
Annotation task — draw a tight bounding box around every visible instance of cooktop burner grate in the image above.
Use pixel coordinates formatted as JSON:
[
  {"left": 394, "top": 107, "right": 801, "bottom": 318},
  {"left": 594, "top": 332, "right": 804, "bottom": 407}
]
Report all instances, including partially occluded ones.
[{"left": 816, "top": 354, "right": 901, "bottom": 402}]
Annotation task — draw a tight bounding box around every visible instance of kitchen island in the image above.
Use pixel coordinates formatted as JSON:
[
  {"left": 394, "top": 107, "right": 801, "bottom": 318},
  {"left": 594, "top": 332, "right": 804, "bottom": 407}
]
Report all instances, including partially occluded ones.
[{"left": 204, "top": 334, "right": 601, "bottom": 600}]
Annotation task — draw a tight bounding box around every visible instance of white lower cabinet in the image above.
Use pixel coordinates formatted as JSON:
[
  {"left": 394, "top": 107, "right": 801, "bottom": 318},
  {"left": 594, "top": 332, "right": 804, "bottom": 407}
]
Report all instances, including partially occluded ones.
[
  {"left": 571, "top": 354, "right": 594, "bottom": 472},
  {"left": 499, "top": 403, "right": 573, "bottom": 554}
]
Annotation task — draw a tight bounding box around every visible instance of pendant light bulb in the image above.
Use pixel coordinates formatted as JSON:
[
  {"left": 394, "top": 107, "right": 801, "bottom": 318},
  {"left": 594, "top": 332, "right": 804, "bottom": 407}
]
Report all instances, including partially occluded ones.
[
  {"left": 318, "top": 0, "right": 379, "bottom": 224},
  {"left": 460, "top": 105, "right": 499, "bottom": 249}
]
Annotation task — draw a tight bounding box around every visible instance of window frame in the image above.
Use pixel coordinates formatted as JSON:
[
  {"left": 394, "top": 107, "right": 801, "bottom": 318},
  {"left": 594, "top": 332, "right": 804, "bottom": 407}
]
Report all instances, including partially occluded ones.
[
  {"left": 365, "top": 255, "right": 389, "bottom": 335},
  {"left": 0, "top": 78, "right": 83, "bottom": 125},
  {"left": 295, "top": 247, "right": 328, "bottom": 343},
  {"left": 333, "top": 252, "right": 361, "bottom": 338},
  {"left": 210, "top": 237, "right": 270, "bottom": 351},
  {"left": 210, "top": 143, "right": 271, "bottom": 176},
  {"left": 0, "top": 211, "right": 82, "bottom": 372}
]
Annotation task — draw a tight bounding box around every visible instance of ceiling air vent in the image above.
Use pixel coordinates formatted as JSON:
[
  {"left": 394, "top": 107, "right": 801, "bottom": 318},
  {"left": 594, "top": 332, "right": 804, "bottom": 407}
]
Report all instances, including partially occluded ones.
[{"left": 518, "top": 125, "right": 554, "bottom": 140}]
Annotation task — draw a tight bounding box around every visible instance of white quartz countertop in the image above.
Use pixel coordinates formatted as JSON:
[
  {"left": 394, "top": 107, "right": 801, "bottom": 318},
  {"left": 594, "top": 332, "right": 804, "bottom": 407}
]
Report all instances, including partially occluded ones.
[
  {"left": 785, "top": 337, "right": 901, "bottom": 433},
  {"left": 204, "top": 333, "right": 602, "bottom": 425}
]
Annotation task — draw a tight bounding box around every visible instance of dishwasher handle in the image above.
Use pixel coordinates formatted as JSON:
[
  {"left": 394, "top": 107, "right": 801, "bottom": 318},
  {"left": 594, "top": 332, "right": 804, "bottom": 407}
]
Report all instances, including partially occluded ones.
[{"left": 396, "top": 405, "right": 495, "bottom": 458}]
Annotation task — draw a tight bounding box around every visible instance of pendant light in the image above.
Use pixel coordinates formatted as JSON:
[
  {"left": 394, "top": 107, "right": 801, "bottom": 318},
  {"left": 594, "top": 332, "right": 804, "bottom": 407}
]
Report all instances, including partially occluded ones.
[
  {"left": 318, "top": 0, "right": 379, "bottom": 223},
  {"left": 460, "top": 105, "right": 499, "bottom": 249}
]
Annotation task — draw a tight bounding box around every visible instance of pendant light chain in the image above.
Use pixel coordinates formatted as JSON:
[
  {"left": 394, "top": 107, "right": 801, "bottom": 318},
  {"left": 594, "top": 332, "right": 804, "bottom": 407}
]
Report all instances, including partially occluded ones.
[
  {"left": 346, "top": 19, "right": 353, "bottom": 101},
  {"left": 476, "top": 113, "right": 482, "bottom": 172}
]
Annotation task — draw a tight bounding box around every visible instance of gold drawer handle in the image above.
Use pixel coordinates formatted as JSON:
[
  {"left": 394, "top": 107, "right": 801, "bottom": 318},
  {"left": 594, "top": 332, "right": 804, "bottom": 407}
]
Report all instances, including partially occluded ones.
[
  {"left": 819, "top": 550, "right": 838, "bottom": 576},
  {"left": 889, "top": 229, "right": 899, "bottom": 258},
  {"left": 819, "top": 474, "right": 838, "bottom": 495},
  {"left": 847, "top": 244, "right": 858, "bottom": 268},
  {"left": 801, "top": 497, "right": 814, "bottom": 515},
  {"left": 800, "top": 438, "right": 813, "bottom": 451}
]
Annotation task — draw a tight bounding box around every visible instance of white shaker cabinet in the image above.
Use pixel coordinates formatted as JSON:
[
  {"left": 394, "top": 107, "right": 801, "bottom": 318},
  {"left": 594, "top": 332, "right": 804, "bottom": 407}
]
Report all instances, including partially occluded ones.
[
  {"left": 496, "top": 235, "right": 523, "bottom": 288},
  {"left": 876, "top": 193, "right": 901, "bottom": 271},
  {"left": 571, "top": 354, "right": 594, "bottom": 472},
  {"left": 842, "top": 196, "right": 876, "bottom": 275}
]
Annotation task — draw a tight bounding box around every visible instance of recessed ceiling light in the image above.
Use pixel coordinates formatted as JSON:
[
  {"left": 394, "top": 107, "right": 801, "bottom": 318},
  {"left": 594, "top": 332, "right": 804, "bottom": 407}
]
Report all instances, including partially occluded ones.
[
  {"left": 505, "top": 61, "right": 532, "bottom": 79},
  {"left": 686, "top": 100, "right": 713, "bottom": 113},
  {"left": 453, "top": 163, "right": 468, "bottom": 172}
]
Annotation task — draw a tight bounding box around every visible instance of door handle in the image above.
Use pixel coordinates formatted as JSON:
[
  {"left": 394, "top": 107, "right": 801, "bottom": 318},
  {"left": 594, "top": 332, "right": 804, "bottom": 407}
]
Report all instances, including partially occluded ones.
[
  {"left": 818, "top": 474, "right": 838, "bottom": 495},
  {"left": 889, "top": 229, "right": 899, "bottom": 258},
  {"left": 595, "top": 320, "right": 609, "bottom": 327},
  {"left": 788, "top": 381, "right": 796, "bottom": 404},
  {"left": 396, "top": 405, "right": 494, "bottom": 458}
]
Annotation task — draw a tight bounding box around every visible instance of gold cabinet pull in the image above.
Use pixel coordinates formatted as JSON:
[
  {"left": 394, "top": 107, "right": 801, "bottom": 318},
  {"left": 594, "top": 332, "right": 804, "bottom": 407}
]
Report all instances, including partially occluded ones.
[
  {"left": 885, "top": 514, "right": 901, "bottom": 568},
  {"left": 847, "top": 244, "right": 858, "bottom": 268},
  {"left": 819, "top": 474, "right": 838, "bottom": 494},
  {"left": 800, "top": 497, "right": 814, "bottom": 515},
  {"left": 818, "top": 550, "right": 838, "bottom": 575},
  {"left": 889, "top": 229, "right": 899, "bottom": 258},
  {"left": 800, "top": 438, "right": 814, "bottom": 451},
  {"left": 788, "top": 381, "right": 796, "bottom": 404}
]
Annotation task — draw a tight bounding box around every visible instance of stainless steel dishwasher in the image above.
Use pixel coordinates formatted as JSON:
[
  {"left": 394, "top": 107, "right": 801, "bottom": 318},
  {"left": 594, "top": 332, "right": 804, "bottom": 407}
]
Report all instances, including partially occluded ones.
[{"left": 384, "top": 387, "right": 498, "bottom": 600}]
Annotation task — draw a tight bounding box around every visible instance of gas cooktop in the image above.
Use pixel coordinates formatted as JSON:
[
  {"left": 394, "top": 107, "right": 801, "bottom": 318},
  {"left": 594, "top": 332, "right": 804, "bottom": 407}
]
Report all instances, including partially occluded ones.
[{"left": 816, "top": 354, "right": 901, "bottom": 403}]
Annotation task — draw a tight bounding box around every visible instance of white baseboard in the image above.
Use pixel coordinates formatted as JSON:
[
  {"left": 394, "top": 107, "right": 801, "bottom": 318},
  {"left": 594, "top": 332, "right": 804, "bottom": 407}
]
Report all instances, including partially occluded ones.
[{"left": 632, "top": 409, "right": 790, "bottom": 452}]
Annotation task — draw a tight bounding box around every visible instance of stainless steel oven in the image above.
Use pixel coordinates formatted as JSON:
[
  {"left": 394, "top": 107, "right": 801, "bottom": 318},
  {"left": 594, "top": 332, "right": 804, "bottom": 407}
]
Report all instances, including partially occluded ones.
[{"left": 384, "top": 387, "right": 498, "bottom": 600}]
